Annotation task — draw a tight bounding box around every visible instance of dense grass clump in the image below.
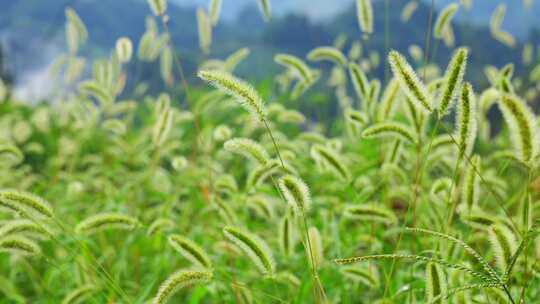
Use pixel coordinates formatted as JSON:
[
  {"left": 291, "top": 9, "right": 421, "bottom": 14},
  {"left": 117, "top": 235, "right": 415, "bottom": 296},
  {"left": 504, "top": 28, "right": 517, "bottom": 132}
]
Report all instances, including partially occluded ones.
[{"left": 1, "top": 1, "right": 540, "bottom": 303}]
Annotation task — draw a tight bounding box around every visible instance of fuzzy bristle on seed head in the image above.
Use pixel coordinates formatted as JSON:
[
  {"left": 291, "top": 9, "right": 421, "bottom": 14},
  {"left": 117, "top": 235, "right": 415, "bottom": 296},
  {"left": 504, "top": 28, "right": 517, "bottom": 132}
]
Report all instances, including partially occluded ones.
[
  {"left": 437, "top": 47, "right": 468, "bottom": 117},
  {"left": 434, "top": 3, "right": 459, "bottom": 39},
  {"left": 257, "top": 0, "right": 271, "bottom": 21},
  {"left": 488, "top": 224, "right": 518, "bottom": 274},
  {"left": 196, "top": 8, "right": 212, "bottom": 54},
  {"left": 356, "top": 0, "right": 373, "bottom": 34},
  {"left": 343, "top": 204, "right": 397, "bottom": 224},
  {"left": 425, "top": 262, "right": 448, "bottom": 304},
  {"left": 307, "top": 226, "right": 323, "bottom": 270},
  {"left": 147, "top": 0, "right": 167, "bottom": 16},
  {"left": 208, "top": 0, "right": 222, "bottom": 25},
  {"left": 362, "top": 122, "right": 417, "bottom": 144},
  {"left": 307, "top": 46, "right": 347, "bottom": 66},
  {"left": 461, "top": 155, "right": 481, "bottom": 212},
  {"left": 348, "top": 63, "right": 370, "bottom": 104},
  {"left": 223, "top": 226, "right": 275, "bottom": 275},
  {"left": 455, "top": 82, "right": 477, "bottom": 160},
  {"left": 61, "top": 284, "right": 96, "bottom": 304},
  {"left": 274, "top": 54, "right": 315, "bottom": 84},
  {"left": 0, "top": 189, "right": 53, "bottom": 218},
  {"left": 224, "top": 137, "right": 270, "bottom": 165},
  {"left": 168, "top": 235, "right": 212, "bottom": 269},
  {"left": 0, "top": 235, "right": 41, "bottom": 256},
  {"left": 0, "top": 219, "right": 51, "bottom": 239},
  {"left": 147, "top": 218, "right": 175, "bottom": 235},
  {"left": 75, "top": 212, "right": 138, "bottom": 235},
  {"left": 388, "top": 50, "right": 432, "bottom": 113},
  {"left": 246, "top": 159, "right": 281, "bottom": 189},
  {"left": 497, "top": 94, "right": 538, "bottom": 164},
  {"left": 152, "top": 270, "right": 212, "bottom": 304},
  {"left": 224, "top": 48, "right": 250, "bottom": 72},
  {"left": 0, "top": 144, "right": 23, "bottom": 164},
  {"left": 152, "top": 107, "right": 174, "bottom": 148},
  {"left": 279, "top": 215, "right": 294, "bottom": 257},
  {"left": 198, "top": 70, "right": 267, "bottom": 122},
  {"left": 310, "top": 144, "right": 350, "bottom": 180},
  {"left": 377, "top": 77, "right": 401, "bottom": 122},
  {"left": 340, "top": 265, "right": 380, "bottom": 287},
  {"left": 278, "top": 175, "right": 311, "bottom": 215},
  {"left": 401, "top": 1, "right": 418, "bottom": 22},
  {"left": 115, "top": 37, "right": 133, "bottom": 63}
]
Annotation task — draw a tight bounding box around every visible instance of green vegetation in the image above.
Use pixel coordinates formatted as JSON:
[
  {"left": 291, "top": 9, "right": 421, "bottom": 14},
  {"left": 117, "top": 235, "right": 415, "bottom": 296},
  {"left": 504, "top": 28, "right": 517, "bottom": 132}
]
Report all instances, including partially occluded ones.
[{"left": 1, "top": 0, "right": 540, "bottom": 303}]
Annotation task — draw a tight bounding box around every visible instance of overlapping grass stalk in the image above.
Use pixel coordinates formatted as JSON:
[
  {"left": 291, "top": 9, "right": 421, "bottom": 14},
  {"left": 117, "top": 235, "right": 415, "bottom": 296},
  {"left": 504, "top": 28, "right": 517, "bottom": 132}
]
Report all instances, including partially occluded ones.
[{"left": 1, "top": 0, "right": 539, "bottom": 303}]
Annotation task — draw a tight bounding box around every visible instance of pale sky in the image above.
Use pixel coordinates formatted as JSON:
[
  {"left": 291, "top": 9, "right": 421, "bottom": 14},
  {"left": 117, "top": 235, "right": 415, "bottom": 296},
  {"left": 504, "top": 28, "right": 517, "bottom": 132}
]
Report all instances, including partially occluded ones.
[
  {"left": 169, "top": 0, "right": 540, "bottom": 37},
  {"left": 171, "top": 0, "right": 354, "bottom": 21}
]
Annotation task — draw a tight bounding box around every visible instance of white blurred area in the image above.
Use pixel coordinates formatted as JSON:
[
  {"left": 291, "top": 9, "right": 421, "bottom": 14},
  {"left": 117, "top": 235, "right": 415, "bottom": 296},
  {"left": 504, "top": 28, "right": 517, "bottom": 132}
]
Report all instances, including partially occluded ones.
[{"left": 11, "top": 40, "right": 63, "bottom": 103}]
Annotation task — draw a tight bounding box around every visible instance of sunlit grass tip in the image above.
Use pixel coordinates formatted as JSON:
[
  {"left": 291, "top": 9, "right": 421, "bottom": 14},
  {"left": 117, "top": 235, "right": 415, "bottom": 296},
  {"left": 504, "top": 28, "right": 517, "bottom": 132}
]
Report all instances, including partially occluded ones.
[
  {"left": 75, "top": 212, "right": 138, "bottom": 235},
  {"left": 223, "top": 226, "right": 275, "bottom": 276},
  {"left": 153, "top": 270, "right": 212, "bottom": 304},
  {"left": 168, "top": 234, "right": 212, "bottom": 269},
  {"left": 278, "top": 175, "right": 312, "bottom": 215},
  {"left": 388, "top": 50, "right": 432, "bottom": 113},
  {"left": 198, "top": 70, "right": 267, "bottom": 122}
]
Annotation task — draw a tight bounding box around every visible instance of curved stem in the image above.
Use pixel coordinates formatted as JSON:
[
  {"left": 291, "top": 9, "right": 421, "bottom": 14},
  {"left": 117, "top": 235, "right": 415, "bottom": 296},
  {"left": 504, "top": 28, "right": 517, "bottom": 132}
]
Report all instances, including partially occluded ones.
[
  {"left": 263, "top": 118, "right": 285, "bottom": 167},
  {"left": 503, "top": 285, "right": 516, "bottom": 304}
]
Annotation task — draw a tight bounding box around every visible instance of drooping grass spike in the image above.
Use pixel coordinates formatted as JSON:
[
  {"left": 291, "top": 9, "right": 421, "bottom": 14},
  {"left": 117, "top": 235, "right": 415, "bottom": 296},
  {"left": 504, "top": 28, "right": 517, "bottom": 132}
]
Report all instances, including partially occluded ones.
[
  {"left": 310, "top": 144, "right": 350, "bottom": 180},
  {"left": 406, "top": 227, "right": 500, "bottom": 282},
  {"left": 61, "top": 285, "right": 96, "bottom": 304},
  {"left": 488, "top": 224, "right": 518, "bottom": 275},
  {"left": 279, "top": 214, "right": 295, "bottom": 257},
  {"left": 356, "top": 0, "right": 373, "bottom": 34},
  {"left": 0, "top": 235, "right": 41, "bottom": 256},
  {"left": 425, "top": 263, "right": 448, "bottom": 304},
  {"left": 152, "top": 106, "right": 174, "bottom": 148},
  {"left": 497, "top": 94, "right": 538, "bottom": 164},
  {"left": 307, "top": 226, "right": 323, "bottom": 270},
  {"left": 0, "top": 189, "right": 54, "bottom": 218},
  {"left": 208, "top": 0, "right": 222, "bottom": 25},
  {"left": 223, "top": 226, "right": 275, "bottom": 276},
  {"left": 168, "top": 235, "right": 212, "bottom": 269},
  {"left": 115, "top": 37, "right": 133, "bottom": 63},
  {"left": 196, "top": 8, "right": 212, "bottom": 54},
  {"left": 334, "top": 254, "right": 497, "bottom": 283},
  {"left": 198, "top": 70, "right": 267, "bottom": 122},
  {"left": 362, "top": 122, "right": 417, "bottom": 144},
  {"left": 437, "top": 47, "right": 468, "bottom": 117},
  {"left": 75, "top": 212, "right": 138, "bottom": 235},
  {"left": 434, "top": 3, "right": 459, "bottom": 39},
  {"left": 224, "top": 137, "right": 270, "bottom": 165},
  {"left": 274, "top": 54, "right": 315, "bottom": 84},
  {"left": 278, "top": 175, "right": 312, "bottom": 215},
  {"left": 377, "top": 77, "right": 401, "bottom": 122},
  {"left": 461, "top": 155, "right": 481, "bottom": 212},
  {"left": 455, "top": 82, "right": 477, "bottom": 160},
  {"left": 257, "top": 0, "right": 271, "bottom": 21},
  {"left": 152, "top": 270, "right": 212, "bottom": 304},
  {"left": 0, "top": 219, "right": 51, "bottom": 239},
  {"left": 307, "top": 46, "right": 347, "bottom": 66},
  {"left": 0, "top": 144, "right": 23, "bottom": 164},
  {"left": 147, "top": 0, "right": 167, "bottom": 16},
  {"left": 388, "top": 50, "right": 432, "bottom": 113},
  {"left": 348, "top": 63, "right": 370, "bottom": 106},
  {"left": 343, "top": 204, "right": 398, "bottom": 224}
]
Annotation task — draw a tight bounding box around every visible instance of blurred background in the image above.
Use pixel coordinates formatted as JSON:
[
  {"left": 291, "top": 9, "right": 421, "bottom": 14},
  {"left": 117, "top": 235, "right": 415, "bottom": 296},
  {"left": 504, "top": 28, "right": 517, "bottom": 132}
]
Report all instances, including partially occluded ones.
[{"left": 1, "top": 0, "right": 539, "bottom": 102}]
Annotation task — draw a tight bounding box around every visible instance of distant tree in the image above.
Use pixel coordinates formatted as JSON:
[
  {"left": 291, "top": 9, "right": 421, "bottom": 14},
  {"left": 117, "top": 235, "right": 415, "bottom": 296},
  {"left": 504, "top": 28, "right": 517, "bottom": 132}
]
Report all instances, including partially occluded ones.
[
  {"left": 0, "top": 43, "right": 14, "bottom": 94},
  {"left": 263, "top": 15, "right": 332, "bottom": 54}
]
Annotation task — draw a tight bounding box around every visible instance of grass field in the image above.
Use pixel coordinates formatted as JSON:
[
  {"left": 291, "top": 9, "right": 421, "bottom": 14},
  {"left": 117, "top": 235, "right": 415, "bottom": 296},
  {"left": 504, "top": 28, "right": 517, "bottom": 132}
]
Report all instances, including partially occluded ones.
[{"left": 0, "top": 0, "right": 540, "bottom": 303}]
